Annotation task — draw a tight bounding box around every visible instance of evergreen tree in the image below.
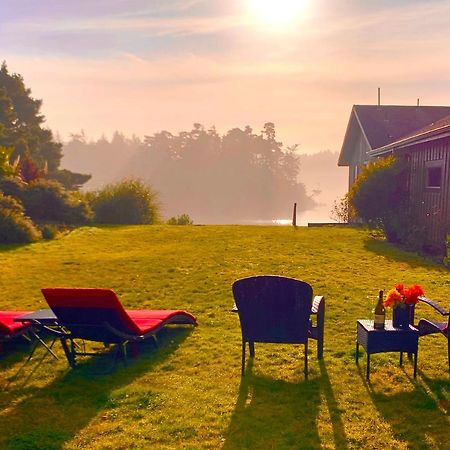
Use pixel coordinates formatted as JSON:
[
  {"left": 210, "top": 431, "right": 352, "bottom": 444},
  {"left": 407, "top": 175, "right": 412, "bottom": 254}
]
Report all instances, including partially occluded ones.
[{"left": 0, "top": 62, "right": 90, "bottom": 189}]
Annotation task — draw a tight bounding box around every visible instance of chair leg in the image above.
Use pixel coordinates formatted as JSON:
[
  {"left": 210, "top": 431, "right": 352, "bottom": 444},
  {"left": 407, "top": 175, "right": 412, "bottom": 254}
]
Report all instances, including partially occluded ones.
[
  {"left": 447, "top": 338, "right": 450, "bottom": 372},
  {"left": 118, "top": 342, "right": 128, "bottom": 366},
  {"left": 249, "top": 341, "right": 255, "bottom": 358},
  {"left": 241, "top": 340, "right": 246, "bottom": 376},
  {"left": 304, "top": 340, "right": 309, "bottom": 379},
  {"left": 60, "top": 337, "right": 76, "bottom": 368}
]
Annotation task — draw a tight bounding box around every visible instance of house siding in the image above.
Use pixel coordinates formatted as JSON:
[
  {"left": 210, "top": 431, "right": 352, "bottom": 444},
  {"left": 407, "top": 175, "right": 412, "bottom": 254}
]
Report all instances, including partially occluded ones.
[
  {"left": 348, "top": 129, "right": 371, "bottom": 189},
  {"left": 402, "top": 137, "right": 450, "bottom": 251}
]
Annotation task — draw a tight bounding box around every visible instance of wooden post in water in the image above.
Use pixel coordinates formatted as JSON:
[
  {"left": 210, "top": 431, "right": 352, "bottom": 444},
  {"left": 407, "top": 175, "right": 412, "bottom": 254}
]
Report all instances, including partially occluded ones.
[{"left": 292, "top": 202, "right": 297, "bottom": 227}]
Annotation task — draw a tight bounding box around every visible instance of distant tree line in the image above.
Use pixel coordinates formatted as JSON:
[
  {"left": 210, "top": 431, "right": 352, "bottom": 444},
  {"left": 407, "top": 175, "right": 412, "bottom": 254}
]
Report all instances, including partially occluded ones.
[{"left": 64, "top": 123, "right": 318, "bottom": 222}]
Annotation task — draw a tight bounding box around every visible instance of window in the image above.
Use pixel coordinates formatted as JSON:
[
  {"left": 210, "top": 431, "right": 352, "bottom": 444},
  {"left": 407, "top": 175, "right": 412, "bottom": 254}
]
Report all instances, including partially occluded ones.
[{"left": 425, "top": 160, "right": 444, "bottom": 189}]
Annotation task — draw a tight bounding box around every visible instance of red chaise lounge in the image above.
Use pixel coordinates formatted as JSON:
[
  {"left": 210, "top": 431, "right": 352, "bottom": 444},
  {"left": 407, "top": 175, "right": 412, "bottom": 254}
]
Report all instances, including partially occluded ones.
[
  {"left": 41, "top": 288, "right": 197, "bottom": 367},
  {"left": 0, "top": 311, "right": 32, "bottom": 346}
]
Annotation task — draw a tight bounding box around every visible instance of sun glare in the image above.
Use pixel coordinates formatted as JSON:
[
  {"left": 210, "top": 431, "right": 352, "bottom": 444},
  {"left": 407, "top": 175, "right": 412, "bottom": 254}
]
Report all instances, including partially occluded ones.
[{"left": 247, "top": 0, "right": 308, "bottom": 26}]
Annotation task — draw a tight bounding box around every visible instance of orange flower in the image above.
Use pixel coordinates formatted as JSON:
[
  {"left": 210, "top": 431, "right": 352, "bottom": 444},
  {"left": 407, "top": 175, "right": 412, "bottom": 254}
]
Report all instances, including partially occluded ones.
[
  {"left": 395, "top": 283, "right": 405, "bottom": 295},
  {"left": 384, "top": 288, "right": 402, "bottom": 308},
  {"left": 384, "top": 283, "right": 425, "bottom": 308},
  {"left": 404, "top": 284, "right": 425, "bottom": 305}
]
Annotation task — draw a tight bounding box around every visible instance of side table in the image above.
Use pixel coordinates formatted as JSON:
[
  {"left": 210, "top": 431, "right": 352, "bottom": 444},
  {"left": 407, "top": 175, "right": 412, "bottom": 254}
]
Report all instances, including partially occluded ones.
[
  {"left": 356, "top": 319, "right": 419, "bottom": 379},
  {"left": 14, "top": 309, "right": 60, "bottom": 360}
]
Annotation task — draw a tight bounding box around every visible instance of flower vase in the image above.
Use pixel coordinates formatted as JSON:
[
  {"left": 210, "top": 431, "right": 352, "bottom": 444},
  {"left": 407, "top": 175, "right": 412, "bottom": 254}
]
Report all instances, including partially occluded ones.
[{"left": 392, "top": 304, "right": 413, "bottom": 329}]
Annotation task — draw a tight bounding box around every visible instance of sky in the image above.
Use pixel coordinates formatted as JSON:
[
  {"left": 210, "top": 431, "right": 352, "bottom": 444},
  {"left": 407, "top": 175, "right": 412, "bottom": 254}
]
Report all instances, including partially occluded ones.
[{"left": 2, "top": 0, "right": 450, "bottom": 153}]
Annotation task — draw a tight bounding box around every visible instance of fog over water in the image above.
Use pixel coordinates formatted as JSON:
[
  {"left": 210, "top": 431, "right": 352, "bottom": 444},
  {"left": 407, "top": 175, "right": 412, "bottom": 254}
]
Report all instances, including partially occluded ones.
[{"left": 62, "top": 130, "right": 347, "bottom": 224}]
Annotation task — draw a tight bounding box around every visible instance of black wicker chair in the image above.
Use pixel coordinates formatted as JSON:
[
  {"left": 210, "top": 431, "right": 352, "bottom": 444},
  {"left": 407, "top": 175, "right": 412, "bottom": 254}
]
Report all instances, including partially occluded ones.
[
  {"left": 232, "top": 275, "right": 325, "bottom": 378},
  {"left": 415, "top": 296, "right": 449, "bottom": 372}
]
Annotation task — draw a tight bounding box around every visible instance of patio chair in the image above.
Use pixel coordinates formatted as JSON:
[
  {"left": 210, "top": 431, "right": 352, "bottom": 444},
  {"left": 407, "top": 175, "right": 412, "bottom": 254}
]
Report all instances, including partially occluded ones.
[
  {"left": 0, "top": 311, "right": 32, "bottom": 344},
  {"left": 41, "top": 288, "right": 197, "bottom": 368},
  {"left": 415, "top": 296, "right": 449, "bottom": 371},
  {"left": 232, "top": 275, "right": 325, "bottom": 378}
]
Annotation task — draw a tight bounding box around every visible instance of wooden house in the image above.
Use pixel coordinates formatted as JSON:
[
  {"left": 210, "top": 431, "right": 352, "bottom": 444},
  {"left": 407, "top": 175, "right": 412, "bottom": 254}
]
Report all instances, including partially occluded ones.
[{"left": 339, "top": 105, "right": 450, "bottom": 252}]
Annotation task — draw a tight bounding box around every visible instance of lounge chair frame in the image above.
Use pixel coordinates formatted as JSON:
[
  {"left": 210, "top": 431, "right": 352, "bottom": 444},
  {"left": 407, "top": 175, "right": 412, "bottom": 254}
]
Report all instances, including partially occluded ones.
[{"left": 41, "top": 288, "right": 197, "bottom": 369}]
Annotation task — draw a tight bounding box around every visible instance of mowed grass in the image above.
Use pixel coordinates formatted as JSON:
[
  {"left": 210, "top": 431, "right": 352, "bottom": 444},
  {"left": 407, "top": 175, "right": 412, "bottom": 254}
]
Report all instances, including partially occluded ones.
[{"left": 0, "top": 225, "right": 449, "bottom": 450}]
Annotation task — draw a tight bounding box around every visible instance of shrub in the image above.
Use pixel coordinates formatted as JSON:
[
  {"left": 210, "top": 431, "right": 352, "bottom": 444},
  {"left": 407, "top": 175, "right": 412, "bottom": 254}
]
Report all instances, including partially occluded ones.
[
  {"left": 329, "top": 195, "right": 350, "bottom": 223},
  {"left": 0, "top": 192, "right": 24, "bottom": 213},
  {"left": 0, "top": 176, "right": 26, "bottom": 198},
  {"left": 19, "top": 156, "right": 47, "bottom": 183},
  {"left": 348, "top": 156, "right": 409, "bottom": 243},
  {"left": 90, "top": 179, "right": 160, "bottom": 225},
  {"left": 21, "top": 179, "right": 92, "bottom": 224},
  {"left": 39, "top": 223, "right": 60, "bottom": 240},
  {"left": 0, "top": 146, "right": 20, "bottom": 178},
  {"left": 0, "top": 192, "right": 41, "bottom": 243},
  {"left": 167, "top": 214, "right": 194, "bottom": 225}
]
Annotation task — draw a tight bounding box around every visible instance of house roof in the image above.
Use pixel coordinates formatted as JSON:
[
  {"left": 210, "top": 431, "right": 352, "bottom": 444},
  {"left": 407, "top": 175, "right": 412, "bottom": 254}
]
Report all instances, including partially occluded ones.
[
  {"left": 369, "top": 113, "right": 450, "bottom": 157},
  {"left": 338, "top": 105, "right": 450, "bottom": 166}
]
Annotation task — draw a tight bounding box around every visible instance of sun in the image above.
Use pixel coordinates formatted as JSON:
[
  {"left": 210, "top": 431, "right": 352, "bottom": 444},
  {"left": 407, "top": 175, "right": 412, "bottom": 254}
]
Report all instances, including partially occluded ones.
[{"left": 247, "top": 0, "right": 308, "bottom": 26}]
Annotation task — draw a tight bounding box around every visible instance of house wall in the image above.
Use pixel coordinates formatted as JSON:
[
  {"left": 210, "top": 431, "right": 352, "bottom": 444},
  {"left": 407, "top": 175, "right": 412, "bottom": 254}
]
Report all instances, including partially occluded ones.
[
  {"left": 348, "top": 128, "right": 371, "bottom": 189},
  {"left": 402, "top": 136, "right": 450, "bottom": 251}
]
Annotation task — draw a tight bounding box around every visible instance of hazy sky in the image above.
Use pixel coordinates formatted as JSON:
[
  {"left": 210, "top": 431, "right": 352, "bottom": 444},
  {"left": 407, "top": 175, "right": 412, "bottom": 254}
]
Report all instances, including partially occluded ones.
[{"left": 2, "top": 0, "right": 450, "bottom": 152}]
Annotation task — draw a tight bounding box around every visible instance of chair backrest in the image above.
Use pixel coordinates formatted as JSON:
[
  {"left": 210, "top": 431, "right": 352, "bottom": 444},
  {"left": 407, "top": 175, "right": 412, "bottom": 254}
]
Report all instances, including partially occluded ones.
[
  {"left": 232, "top": 276, "right": 313, "bottom": 344},
  {"left": 42, "top": 288, "right": 141, "bottom": 342}
]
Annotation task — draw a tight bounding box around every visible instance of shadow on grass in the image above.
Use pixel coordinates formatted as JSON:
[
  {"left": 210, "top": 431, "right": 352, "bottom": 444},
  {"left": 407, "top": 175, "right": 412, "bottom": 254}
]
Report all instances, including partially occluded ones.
[
  {"left": 0, "top": 242, "right": 33, "bottom": 253},
  {"left": 222, "top": 360, "right": 348, "bottom": 450},
  {"left": 318, "top": 360, "right": 349, "bottom": 450},
  {"left": 0, "top": 338, "right": 35, "bottom": 371},
  {"left": 0, "top": 327, "right": 193, "bottom": 450},
  {"left": 363, "top": 238, "right": 444, "bottom": 269},
  {"left": 362, "top": 368, "right": 449, "bottom": 449}
]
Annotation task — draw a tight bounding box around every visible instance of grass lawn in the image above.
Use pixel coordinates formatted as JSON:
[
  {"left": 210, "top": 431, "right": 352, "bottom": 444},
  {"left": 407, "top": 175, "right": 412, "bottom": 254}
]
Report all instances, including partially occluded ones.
[{"left": 0, "top": 225, "right": 449, "bottom": 449}]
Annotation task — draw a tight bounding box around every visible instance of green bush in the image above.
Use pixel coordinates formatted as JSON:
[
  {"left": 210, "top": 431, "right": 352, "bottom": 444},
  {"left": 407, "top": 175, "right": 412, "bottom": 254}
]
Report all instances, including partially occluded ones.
[
  {"left": 167, "top": 213, "right": 194, "bottom": 225},
  {"left": 0, "top": 193, "right": 41, "bottom": 243},
  {"left": 0, "top": 176, "right": 26, "bottom": 198},
  {"left": 90, "top": 179, "right": 160, "bottom": 224},
  {"left": 0, "top": 146, "right": 19, "bottom": 178},
  {"left": 39, "top": 223, "right": 60, "bottom": 240},
  {"left": 0, "top": 192, "right": 24, "bottom": 213},
  {"left": 329, "top": 195, "right": 350, "bottom": 223},
  {"left": 21, "top": 179, "right": 92, "bottom": 224},
  {"left": 348, "top": 156, "right": 409, "bottom": 243}
]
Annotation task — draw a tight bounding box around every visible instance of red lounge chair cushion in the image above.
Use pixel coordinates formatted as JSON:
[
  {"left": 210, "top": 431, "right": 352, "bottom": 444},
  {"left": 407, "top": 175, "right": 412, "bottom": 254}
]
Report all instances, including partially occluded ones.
[
  {"left": 43, "top": 288, "right": 143, "bottom": 335},
  {"left": 42, "top": 288, "right": 197, "bottom": 337},
  {"left": 0, "top": 311, "right": 31, "bottom": 335},
  {"left": 127, "top": 310, "right": 196, "bottom": 335}
]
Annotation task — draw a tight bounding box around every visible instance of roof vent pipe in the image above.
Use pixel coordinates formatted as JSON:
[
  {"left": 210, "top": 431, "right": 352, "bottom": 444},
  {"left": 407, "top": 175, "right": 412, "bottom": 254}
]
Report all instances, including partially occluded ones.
[
  {"left": 417, "top": 98, "right": 420, "bottom": 106},
  {"left": 378, "top": 87, "right": 381, "bottom": 106}
]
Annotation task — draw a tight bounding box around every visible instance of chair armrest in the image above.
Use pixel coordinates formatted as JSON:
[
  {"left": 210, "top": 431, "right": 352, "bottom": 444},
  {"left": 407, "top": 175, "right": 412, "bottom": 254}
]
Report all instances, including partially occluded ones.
[
  {"left": 311, "top": 296, "right": 324, "bottom": 315},
  {"left": 418, "top": 296, "right": 449, "bottom": 316}
]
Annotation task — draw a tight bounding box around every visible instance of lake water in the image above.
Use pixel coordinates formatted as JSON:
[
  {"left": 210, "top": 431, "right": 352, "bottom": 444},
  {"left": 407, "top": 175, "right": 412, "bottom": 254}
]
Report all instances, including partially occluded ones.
[{"left": 237, "top": 203, "right": 336, "bottom": 226}]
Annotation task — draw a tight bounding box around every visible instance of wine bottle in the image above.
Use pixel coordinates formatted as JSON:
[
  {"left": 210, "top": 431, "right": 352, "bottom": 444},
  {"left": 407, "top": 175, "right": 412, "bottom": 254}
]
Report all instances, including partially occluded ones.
[{"left": 374, "top": 290, "right": 385, "bottom": 330}]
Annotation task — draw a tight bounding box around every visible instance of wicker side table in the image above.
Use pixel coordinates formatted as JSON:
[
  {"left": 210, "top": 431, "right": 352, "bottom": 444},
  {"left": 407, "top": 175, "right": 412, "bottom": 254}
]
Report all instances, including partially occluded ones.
[{"left": 356, "top": 319, "right": 419, "bottom": 379}]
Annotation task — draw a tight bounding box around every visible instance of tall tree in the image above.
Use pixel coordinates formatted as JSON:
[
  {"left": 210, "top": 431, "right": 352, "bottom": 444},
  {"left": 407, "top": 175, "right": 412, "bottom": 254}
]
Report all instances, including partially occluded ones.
[{"left": 0, "top": 62, "right": 90, "bottom": 189}]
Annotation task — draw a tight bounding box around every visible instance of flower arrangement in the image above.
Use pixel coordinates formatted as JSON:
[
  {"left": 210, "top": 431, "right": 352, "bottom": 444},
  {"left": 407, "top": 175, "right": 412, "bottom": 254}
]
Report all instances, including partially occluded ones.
[{"left": 384, "top": 283, "right": 425, "bottom": 309}]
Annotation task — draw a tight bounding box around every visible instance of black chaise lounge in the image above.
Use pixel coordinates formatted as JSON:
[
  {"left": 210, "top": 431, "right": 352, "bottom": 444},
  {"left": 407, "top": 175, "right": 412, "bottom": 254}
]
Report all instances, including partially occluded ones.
[
  {"left": 41, "top": 288, "right": 197, "bottom": 367},
  {"left": 232, "top": 275, "right": 325, "bottom": 378}
]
